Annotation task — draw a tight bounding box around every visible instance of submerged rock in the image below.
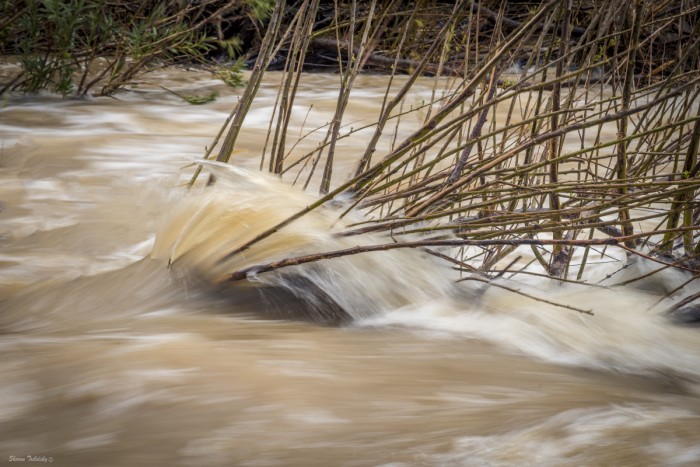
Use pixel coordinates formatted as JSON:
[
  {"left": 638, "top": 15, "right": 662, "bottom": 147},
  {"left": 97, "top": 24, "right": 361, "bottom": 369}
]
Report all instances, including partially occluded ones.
[
  {"left": 212, "top": 274, "right": 354, "bottom": 326},
  {"left": 153, "top": 164, "right": 457, "bottom": 326},
  {"left": 668, "top": 305, "right": 700, "bottom": 327}
]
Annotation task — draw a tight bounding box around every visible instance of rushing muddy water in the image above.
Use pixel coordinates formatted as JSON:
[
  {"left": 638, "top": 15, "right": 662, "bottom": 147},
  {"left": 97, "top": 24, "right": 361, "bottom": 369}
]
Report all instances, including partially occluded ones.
[{"left": 2, "top": 69, "right": 700, "bottom": 466}]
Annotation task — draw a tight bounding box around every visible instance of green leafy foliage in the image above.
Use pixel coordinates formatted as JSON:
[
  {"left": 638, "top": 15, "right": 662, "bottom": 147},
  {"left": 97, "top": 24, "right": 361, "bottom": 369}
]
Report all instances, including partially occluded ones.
[
  {"left": 182, "top": 91, "right": 219, "bottom": 105},
  {"left": 0, "top": 0, "right": 260, "bottom": 96},
  {"left": 245, "top": 0, "right": 275, "bottom": 21},
  {"left": 215, "top": 59, "right": 247, "bottom": 88}
]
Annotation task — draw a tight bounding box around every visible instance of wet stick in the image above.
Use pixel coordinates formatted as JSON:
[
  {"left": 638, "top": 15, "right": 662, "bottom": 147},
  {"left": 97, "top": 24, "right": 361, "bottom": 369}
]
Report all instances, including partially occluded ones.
[
  {"left": 215, "top": 0, "right": 286, "bottom": 164},
  {"left": 614, "top": 0, "right": 643, "bottom": 250},
  {"left": 661, "top": 79, "right": 700, "bottom": 253}
]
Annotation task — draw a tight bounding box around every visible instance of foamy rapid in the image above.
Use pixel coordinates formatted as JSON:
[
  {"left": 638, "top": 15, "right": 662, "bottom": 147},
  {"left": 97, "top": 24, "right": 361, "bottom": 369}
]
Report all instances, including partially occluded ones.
[
  {"left": 153, "top": 163, "right": 700, "bottom": 380},
  {"left": 152, "top": 162, "right": 459, "bottom": 320}
]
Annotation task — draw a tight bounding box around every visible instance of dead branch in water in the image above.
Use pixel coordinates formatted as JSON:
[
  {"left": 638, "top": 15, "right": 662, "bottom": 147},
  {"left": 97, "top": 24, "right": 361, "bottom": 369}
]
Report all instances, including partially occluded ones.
[
  {"left": 460, "top": 276, "right": 594, "bottom": 315},
  {"left": 224, "top": 229, "right": 700, "bottom": 281}
]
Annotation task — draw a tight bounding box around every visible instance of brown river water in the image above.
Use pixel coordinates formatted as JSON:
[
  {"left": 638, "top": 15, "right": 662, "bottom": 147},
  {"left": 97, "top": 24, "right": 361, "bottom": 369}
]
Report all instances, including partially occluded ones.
[{"left": 1, "top": 68, "right": 700, "bottom": 466}]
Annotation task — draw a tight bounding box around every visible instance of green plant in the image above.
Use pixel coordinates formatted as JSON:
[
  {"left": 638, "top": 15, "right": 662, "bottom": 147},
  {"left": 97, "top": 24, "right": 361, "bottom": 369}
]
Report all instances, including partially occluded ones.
[
  {"left": 183, "top": 91, "right": 219, "bottom": 105},
  {"left": 245, "top": 0, "right": 275, "bottom": 21},
  {"left": 0, "top": 0, "right": 263, "bottom": 96},
  {"left": 215, "top": 59, "right": 247, "bottom": 88}
]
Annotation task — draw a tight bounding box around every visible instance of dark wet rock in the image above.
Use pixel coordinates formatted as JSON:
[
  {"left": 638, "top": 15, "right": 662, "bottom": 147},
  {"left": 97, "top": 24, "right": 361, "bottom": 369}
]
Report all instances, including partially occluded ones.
[
  {"left": 212, "top": 274, "right": 353, "bottom": 327},
  {"left": 668, "top": 305, "right": 700, "bottom": 327}
]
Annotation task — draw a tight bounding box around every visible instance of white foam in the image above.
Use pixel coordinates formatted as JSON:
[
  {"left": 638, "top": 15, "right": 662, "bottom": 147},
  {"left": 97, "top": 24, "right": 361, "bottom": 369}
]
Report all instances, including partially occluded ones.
[
  {"left": 429, "top": 404, "right": 700, "bottom": 466},
  {"left": 0, "top": 382, "right": 40, "bottom": 422}
]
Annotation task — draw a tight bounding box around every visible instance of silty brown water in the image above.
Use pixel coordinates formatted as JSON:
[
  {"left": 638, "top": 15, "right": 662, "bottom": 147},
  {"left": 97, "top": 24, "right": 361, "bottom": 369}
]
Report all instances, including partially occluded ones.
[{"left": 1, "top": 69, "right": 700, "bottom": 466}]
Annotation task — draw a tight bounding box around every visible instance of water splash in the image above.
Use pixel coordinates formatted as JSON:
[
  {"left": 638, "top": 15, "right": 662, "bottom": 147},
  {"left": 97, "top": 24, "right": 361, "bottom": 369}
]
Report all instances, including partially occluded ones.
[
  {"left": 152, "top": 163, "right": 459, "bottom": 322},
  {"left": 152, "top": 163, "right": 700, "bottom": 380}
]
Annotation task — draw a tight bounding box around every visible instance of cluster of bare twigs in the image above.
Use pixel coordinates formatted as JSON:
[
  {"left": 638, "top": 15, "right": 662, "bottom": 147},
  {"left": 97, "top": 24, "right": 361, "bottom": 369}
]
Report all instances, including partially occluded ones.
[{"left": 195, "top": 0, "right": 700, "bottom": 304}]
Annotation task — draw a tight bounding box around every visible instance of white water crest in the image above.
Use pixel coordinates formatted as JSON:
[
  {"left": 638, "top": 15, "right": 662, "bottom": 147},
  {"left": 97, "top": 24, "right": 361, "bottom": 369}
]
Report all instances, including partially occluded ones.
[
  {"left": 153, "top": 161, "right": 460, "bottom": 321},
  {"left": 150, "top": 162, "right": 700, "bottom": 381}
]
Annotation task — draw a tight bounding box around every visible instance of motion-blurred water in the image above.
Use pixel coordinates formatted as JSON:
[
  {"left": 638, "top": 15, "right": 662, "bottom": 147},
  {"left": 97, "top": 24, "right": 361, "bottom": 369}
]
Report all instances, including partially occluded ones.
[{"left": 1, "top": 69, "right": 699, "bottom": 466}]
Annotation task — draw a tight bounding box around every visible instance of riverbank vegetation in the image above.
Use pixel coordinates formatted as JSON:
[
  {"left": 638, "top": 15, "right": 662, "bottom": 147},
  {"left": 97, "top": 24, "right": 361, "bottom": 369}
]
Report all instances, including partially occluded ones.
[
  {"left": 0, "top": 0, "right": 274, "bottom": 96},
  {"left": 196, "top": 0, "right": 700, "bottom": 314}
]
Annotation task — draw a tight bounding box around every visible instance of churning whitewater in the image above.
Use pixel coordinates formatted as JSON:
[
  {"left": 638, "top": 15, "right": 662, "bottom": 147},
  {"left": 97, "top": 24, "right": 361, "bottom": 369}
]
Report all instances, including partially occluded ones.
[{"left": 153, "top": 162, "right": 700, "bottom": 379}]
